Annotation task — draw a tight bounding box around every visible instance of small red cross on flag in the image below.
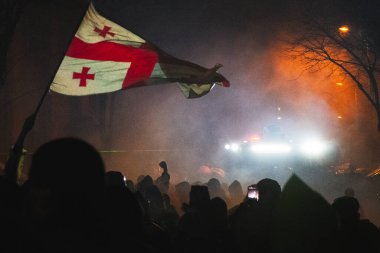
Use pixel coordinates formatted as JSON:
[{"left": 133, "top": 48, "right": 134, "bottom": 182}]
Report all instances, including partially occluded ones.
[
  {"left": 94, "top": 25, "right": 115, "bottom": 38},
  {"left": 72, "top": 67, "right": 95, "bottom": 87}
]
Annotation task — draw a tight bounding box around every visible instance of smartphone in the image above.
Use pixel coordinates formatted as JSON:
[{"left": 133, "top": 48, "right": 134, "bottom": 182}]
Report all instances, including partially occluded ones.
[{"left": 247, "top": 185, "right": 259, "bottom": 200}]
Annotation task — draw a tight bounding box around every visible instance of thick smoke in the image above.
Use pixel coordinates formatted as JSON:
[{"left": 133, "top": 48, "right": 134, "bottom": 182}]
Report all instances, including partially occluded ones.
[{"left": 1, "top": 0, "right": 380, "bottom": 225}]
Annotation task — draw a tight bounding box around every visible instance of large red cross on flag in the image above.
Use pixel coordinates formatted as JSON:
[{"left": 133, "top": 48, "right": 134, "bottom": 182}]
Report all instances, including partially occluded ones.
[
  {"left": 50, "top": 3, "right": 229, "bottom": 98},
  {"left": 73, "top": 67, "right": 95, "bottom": 87}
]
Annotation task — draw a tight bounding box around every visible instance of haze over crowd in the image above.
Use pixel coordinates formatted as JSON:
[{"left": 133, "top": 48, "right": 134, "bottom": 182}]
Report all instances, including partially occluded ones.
[{"left": 1, "top": 0, "right": 380, "bottom": 226}]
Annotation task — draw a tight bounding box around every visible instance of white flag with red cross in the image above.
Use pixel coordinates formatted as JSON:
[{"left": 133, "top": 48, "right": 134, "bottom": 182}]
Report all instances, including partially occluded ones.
[{"left": 50, "top": 3, "right": 229, "bottom": 98}]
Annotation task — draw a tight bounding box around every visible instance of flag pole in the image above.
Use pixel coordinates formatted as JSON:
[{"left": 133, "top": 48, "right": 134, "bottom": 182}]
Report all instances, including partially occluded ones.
[
  {"left": 3, "top": 57, "right": 60, "bottom": 184},
  {"left": 33, "top": 2, "right": 91, "bottom": 118},
  {"left": 3, "top": 3, "right": 91, "bottom": 183},
  {"left": 32, "top": 1, "right": 95, "bottom": 117},
  {"left": 3, "top": 55, "right": 54, "bottom": 183},
  {"left": 32, "top": 81, "right": 51, "bottom": 117}
]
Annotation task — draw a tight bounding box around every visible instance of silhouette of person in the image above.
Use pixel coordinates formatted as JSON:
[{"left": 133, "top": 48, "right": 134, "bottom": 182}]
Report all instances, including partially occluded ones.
[
  {"left": 105, "top": 171, "right": 125, "bottom": 187},
  {"left": 21, "top": 138, "right": 106, "bottom": 253},
  {"left": 332, "top": 196, "right": 380, "bottom": 253},
  {"left": 155, "top": 161, "right": 170, "bottom": 194},
  {"left": 228, "top": 180, "right": 244, "bottom": 208},
  {"left": 207, "top": 178, "right": 226, "bottom": 202}
]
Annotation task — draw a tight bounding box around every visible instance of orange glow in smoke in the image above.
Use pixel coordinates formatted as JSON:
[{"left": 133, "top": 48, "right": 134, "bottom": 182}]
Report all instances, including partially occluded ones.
[
  {"left": 249, "top": 134, "right": 261, "bottom": 142},
  {"left": 199, "top": 165, "right": 225, "bottom": 178},
  {"left": 270, "top": 41, "right": 357, "bottom": 127},
  {"left": 339, "top": 26, "right": 349, "bottom": 33}
]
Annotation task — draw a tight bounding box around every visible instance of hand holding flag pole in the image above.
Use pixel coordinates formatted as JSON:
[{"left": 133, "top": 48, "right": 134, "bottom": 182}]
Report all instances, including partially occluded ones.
[
  {"left": 3, "top": 0, "right": 81, "bottom": 183},
  {"left": 4, "top": 114, "right": 35, "bottom": 183},
  {"left": 2, "top": 0, "right": 79, "bottom": 183}
]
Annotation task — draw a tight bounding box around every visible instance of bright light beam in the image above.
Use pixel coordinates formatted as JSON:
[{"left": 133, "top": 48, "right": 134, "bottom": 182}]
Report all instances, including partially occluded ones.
[
  {"left": 231, "top": 143, "right": 240, "bottom": 152},
  {"left": 250, "top": 143, "right": 292, "bottom": 154},
  {"left": 300, "top": 138, "right": 329, "bottom": 157}
]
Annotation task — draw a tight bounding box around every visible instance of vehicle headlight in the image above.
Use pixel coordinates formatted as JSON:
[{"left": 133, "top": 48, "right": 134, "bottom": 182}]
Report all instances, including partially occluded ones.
[
  {"left": 299, "top": 138, "right": 329, "bottom": 157},
  {"left": 230, "top": 143, "right": 240, "bottom": 152}
]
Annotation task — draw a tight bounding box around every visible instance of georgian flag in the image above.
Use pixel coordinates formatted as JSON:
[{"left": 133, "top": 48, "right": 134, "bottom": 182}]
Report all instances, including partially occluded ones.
[{"left": 50, "top": 3, "right": 229, "bottom": 98}]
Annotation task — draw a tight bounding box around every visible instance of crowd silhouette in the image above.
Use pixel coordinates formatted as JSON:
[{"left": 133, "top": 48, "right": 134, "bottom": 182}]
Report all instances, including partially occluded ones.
[{"left": 0, "top": 137, "right": 379, "bottom": 253}]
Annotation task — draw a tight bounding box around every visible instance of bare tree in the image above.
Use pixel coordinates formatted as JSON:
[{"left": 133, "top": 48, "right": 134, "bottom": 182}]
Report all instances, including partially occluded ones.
[{"left": 286, "top": 0, "right": 380, "bottom": 131}]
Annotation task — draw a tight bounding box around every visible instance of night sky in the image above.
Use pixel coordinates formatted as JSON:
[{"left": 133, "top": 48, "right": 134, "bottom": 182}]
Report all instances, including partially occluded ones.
[{"left": 1, "top": 0, "right": 380, "bottom": 224}]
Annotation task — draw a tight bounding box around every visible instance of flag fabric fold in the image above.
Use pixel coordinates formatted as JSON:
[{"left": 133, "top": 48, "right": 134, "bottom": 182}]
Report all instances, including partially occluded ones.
[{"left": 50, "top": 3, "right": 229, "bottom": 98}]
